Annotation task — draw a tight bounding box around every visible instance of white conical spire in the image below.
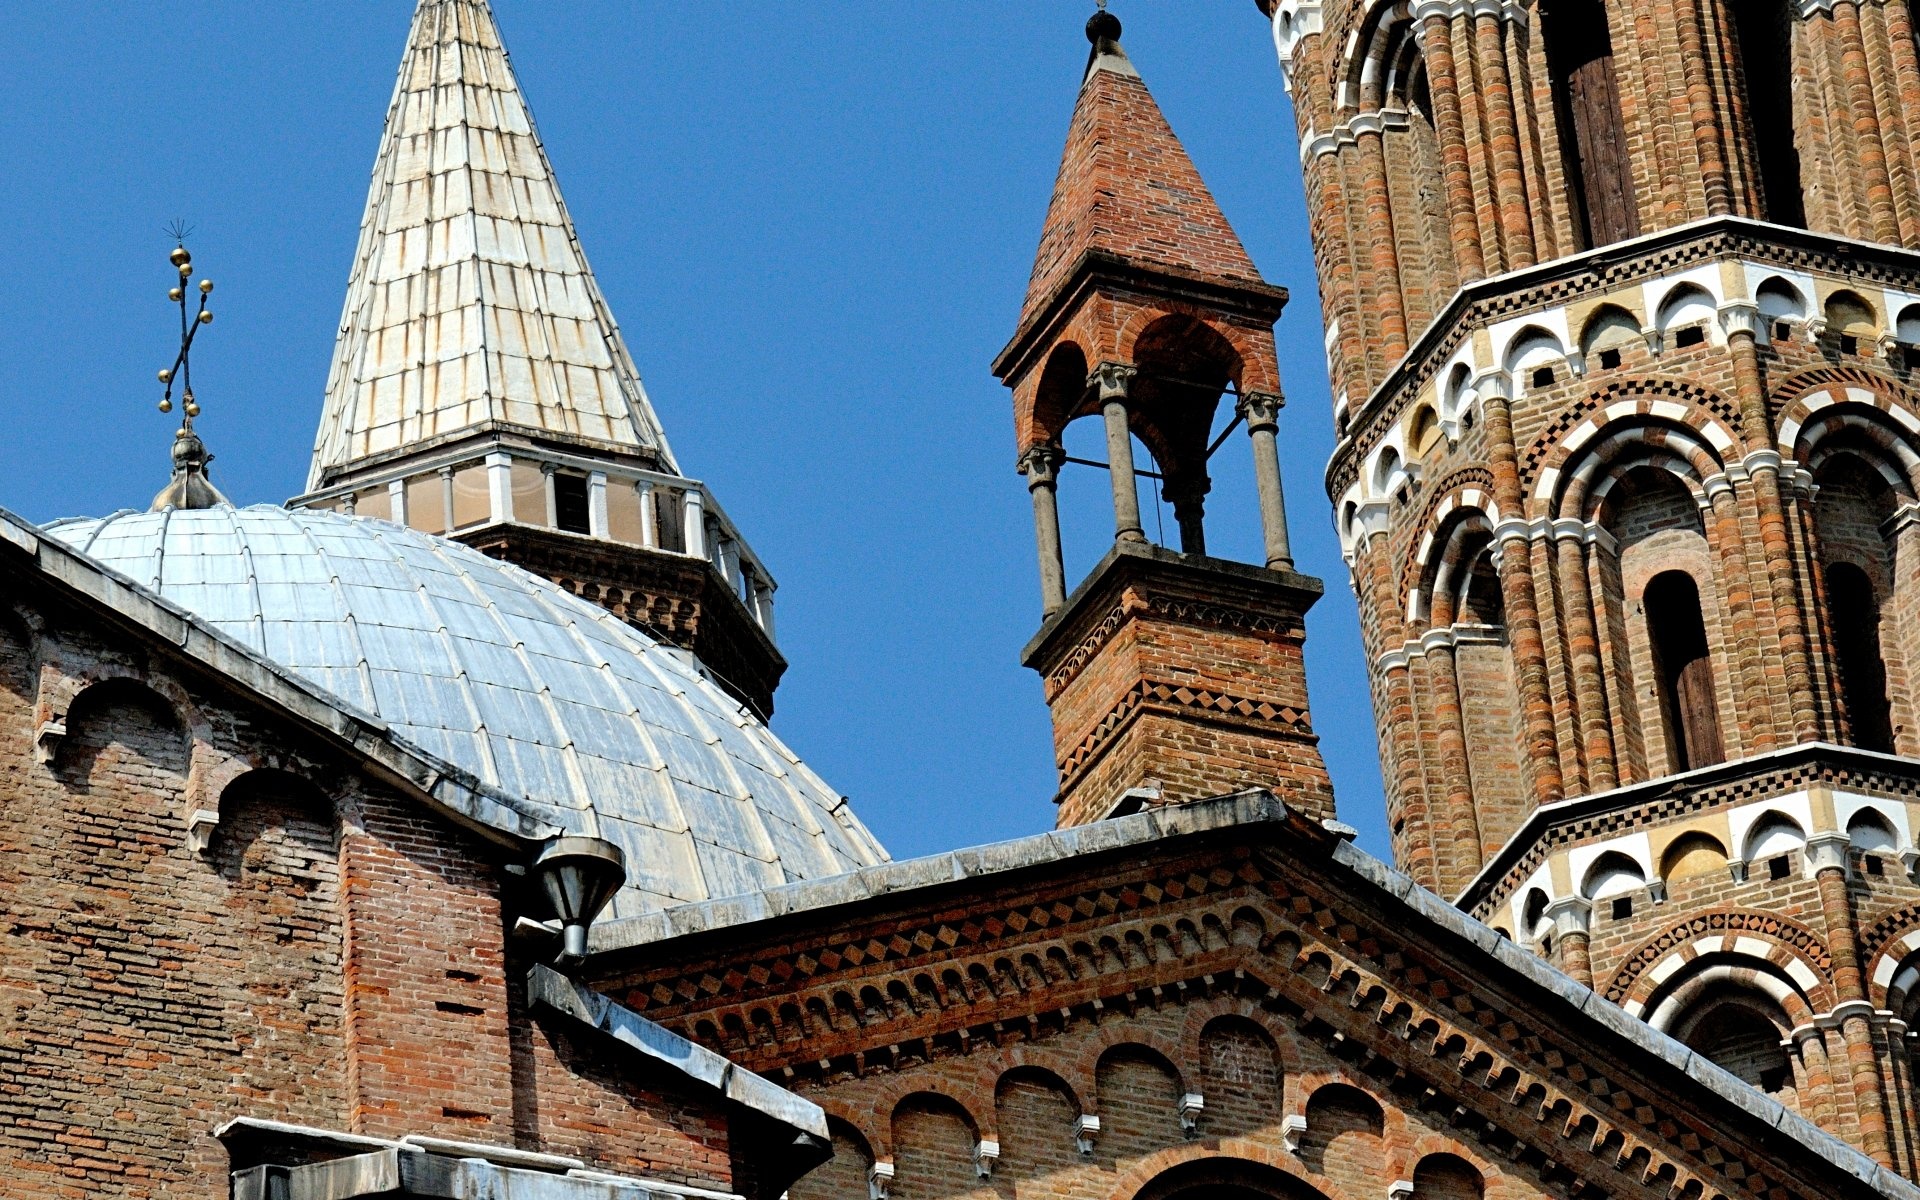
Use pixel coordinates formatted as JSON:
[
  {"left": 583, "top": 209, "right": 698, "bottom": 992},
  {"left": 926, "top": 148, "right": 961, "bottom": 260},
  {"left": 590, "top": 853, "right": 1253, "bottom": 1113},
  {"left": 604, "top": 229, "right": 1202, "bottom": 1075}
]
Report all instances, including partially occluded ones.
[{"left": 309, "top": 0, "right": 676, "bottom": 490}]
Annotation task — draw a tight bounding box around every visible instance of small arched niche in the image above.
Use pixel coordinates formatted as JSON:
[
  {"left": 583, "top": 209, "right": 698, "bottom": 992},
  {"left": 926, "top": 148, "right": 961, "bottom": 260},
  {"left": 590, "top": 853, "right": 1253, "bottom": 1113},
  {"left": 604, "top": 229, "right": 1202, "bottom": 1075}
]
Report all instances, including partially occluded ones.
[
  {"left": 1504, "top": 326, "right": 1567, "bottom": 393},
  {"left": 993, "top": 1067, "right": 1079, "bottom": 1179},
  {"left": 1898, "top": 303, "right": 1920, "bottom": 346},
  {"left": 1199, "top": 1016, "right": 1283, "bottom": 1138},
  {"left": 1655, "top": 285, "right": 1716, "bottom": 350},
  {"left": 1847, "top": 808, "right": 1899, "bottom": 853},
  {"left": 58, "top": 678, "right": 191, "bottom": 785},
  {"left": 1581, "top": 851, "right": 1647, "bottom": 902},
  {"left": 1743, "top": 812, "right": 1807, "bottom": 867},
  {"left": 1580, "top": 303, "right": 1642, "bottom": 369},
  {"left": 1407, "top": 404, "right": 1441, "bottom": 456},
  {"left": 1412, "top": 1151, "right": 1485, "bottom": 1200},
  {"left": 1824, "top": 289, "right": 1879, "bottom": 339},
  {"left": 1299, "top": 1083, "right": 1384, "bottom": 1180},
  {"left": 1757, "top": 278, "right": 1809, "bottom": 332},
  {"left": 789, "top": 1119, "right": 876, "bottom": 1200},
  {"left": 1659, "top": 832, "right": 1730, "bottom": 884}
]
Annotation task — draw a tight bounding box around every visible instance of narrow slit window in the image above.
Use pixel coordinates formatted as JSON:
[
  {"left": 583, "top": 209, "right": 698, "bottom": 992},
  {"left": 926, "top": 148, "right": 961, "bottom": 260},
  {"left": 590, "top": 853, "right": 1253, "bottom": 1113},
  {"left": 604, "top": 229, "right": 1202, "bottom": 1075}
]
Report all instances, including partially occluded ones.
[{"left": 1645, "top": 571, "right": 1725, "bottom": 771}]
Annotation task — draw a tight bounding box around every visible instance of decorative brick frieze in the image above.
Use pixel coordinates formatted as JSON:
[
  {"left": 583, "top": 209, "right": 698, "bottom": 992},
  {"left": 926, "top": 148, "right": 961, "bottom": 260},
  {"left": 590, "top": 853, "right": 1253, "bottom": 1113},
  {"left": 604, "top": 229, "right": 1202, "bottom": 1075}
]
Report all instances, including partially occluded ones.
[
  {"left": 592, "top": 803, "right": 1894, "bottom": 1200},
  {"left": 1022, "top": 543, "right": 1331, "bottom": 825}
]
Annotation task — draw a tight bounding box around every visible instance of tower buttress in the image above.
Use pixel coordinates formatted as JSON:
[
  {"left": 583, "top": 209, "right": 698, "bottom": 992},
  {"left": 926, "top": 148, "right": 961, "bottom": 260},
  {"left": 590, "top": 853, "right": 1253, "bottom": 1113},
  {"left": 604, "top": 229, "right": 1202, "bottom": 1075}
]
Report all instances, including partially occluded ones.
[{"left": 997, "top": 12, "right": 1333, "bottom": 827}]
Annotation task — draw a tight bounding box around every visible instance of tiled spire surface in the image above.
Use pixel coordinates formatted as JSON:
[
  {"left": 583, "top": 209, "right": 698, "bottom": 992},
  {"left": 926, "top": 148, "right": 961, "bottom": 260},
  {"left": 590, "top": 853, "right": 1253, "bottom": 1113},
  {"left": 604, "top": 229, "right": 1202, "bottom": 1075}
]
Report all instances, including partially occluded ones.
[
  {"left": 309, "top": 0, "right": 675, "bottom": 490},
  {"left": 1019, "top": 17, "right": 1267, "bottom": 327}
]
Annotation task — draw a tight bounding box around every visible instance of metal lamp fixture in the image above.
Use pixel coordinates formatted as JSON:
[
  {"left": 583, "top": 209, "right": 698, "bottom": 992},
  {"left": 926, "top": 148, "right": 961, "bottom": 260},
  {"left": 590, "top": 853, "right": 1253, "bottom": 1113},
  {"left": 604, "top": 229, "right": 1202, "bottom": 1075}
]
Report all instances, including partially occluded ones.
[{"left": 532, "top": 836, "right": 626, "bottom": 962}]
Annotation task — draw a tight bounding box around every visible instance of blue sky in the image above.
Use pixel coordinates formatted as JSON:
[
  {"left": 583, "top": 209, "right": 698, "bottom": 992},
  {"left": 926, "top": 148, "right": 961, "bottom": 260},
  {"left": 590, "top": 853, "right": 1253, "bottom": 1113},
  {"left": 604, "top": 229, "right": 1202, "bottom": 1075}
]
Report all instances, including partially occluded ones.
[{"left": 0, "top": 4, "right": 1388, "bottom": 860}]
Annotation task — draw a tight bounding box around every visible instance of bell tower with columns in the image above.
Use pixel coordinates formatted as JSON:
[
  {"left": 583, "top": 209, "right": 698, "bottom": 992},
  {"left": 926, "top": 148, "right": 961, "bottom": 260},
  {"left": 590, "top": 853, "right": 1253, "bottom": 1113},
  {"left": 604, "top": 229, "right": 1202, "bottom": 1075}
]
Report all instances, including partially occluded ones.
[
  {"left": 995, "top": 11, "right": 1333, "bottom": 828},
  {"left": 1260, "top": 0, "right": 1920, "bottom": 1169}
]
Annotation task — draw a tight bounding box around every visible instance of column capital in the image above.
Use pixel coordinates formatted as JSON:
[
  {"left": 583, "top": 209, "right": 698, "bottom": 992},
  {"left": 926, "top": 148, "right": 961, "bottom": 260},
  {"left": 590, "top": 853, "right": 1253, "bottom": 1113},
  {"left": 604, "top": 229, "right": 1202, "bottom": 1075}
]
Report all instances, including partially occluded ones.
[
  {"left": 1544, "top": 895, "right": 1593, "bottom": 936},
  {"left": 1718, "top": 299, "right": 1764, "bottom": 341},
  {"left": 1805, "top": 830, "right": 1852, "bottom": 877},
  {"left": 1238, "top": 390, "right": 1286, "bottom": 431},
  {"left": 1018, "top": 443, "right": 1064, "bottom": 484},
  {"left": 1090, "top": 361, "right": 1138, "bottom": 402}
]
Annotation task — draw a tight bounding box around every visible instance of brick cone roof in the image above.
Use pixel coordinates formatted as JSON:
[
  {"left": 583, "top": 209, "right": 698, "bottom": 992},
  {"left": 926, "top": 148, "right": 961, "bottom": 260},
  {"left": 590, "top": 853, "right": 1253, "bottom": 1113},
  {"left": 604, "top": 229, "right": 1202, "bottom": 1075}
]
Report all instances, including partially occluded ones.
[{"left": 1019, "top": 17, "right": 1268, "bottom": 326}]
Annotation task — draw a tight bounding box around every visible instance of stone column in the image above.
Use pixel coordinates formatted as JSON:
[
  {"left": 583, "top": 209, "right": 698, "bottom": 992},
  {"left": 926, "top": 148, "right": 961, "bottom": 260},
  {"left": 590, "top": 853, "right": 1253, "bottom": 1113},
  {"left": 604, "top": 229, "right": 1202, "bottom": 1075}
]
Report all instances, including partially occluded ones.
[
  {"left": 1350, "top": 116, "right": 1412, "bottom": 358},
  {"left": 388, "top": 479, "right": 408, "bottom": 527},
  {"left": 635, "top": 480, "right": 658, "bottom": 549},
  {"left": 1675, "top": 0, "right": 1734, "bottom": 215},
  {"left": 1411, "top": 2, "right": 1485, "bottom": 281},
  {"left": 1421, "top": 627, "right": 1484, "bottom": 881},
  {"left": 1480, "top": 372, "right": 1563, "bottom": 805},
  {"left": 1705, "top": 478, "right": 1777, "bottom": 751},
  {"left": 1240, "top": 391, "right": 1295, "bottom": 570},
  {"left": 541, "top": 464, "right": 559, "bottom": 528},
  {"left": 681, "top": 487, "right": 707, "bottom": 559},
  {"left": 1093, "top": 363, "right": 1146, "bottom": 544},
  {"left": 1554, "top": 520, "right": 1617, "bottom": 793},
  {"left": 1471, "top": 7, "right": 1534, "bottom": 268},
  {"left": 1545, "top": 897, "right": 1594, "bottom": 988},
  {"left": 1808, "top": 830, "right": 1896, "bottom": 1166},
  {"left": 439, "top": 467, "right": 456, "bottom": 533},
  {"left": 1021, "top": 444, "right": 1069, "bottom": 615},
  {"left": 587, "top": 472, "right": 609, "bottom": 539},
  {"left": 486, "top": 452, "right": 514, "bottom": 524},
  {"left": 1833, "top": 0, "right": 1902, "bottom": 243},
  {"left": 753, "top": 581, "right": 777, "bottom": 639}
]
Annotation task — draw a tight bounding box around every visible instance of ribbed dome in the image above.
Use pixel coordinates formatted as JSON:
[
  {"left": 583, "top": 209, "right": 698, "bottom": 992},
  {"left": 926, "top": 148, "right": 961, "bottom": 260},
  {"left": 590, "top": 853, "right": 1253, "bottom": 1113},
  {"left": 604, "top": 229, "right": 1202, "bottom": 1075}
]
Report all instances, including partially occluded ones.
[{"left": 43, "top": 505, "right": 887, "bottom": 918}]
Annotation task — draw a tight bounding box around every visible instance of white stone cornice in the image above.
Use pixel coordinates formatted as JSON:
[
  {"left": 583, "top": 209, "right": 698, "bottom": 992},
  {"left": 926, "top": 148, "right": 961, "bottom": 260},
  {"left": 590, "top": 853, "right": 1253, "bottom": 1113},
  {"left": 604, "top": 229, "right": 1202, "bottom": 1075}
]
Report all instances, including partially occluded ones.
[
  {"left": 1698, "top": 472, "right": 1735, "bottom": 507},
  {"left": 1377, "top": 647, "right": 1412, "bottom": 673},
  {"left": 1420, "top": 628, "right": 1457, "bottom": 654},
  {"left": 1548, "top": 517, "right": 1589, "bottom": 542}
]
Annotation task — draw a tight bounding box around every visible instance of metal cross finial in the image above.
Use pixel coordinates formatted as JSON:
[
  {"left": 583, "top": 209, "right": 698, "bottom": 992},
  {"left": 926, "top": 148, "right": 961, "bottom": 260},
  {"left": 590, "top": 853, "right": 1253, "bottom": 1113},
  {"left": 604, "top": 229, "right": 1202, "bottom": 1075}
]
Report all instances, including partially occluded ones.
[
  {"left": 155, "top": 223, "right": 217, "bottom": 433},
  {"left": 147, "top": 224, "right": 229, "bottom": 511}
]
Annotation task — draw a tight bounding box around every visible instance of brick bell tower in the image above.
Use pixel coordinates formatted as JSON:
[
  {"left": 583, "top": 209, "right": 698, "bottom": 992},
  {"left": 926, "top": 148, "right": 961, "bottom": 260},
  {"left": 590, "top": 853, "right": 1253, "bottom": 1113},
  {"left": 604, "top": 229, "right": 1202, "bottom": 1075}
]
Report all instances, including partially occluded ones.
[
  {"left": 994, "top": 11, "right": 1334, "bottom": 829},
  {"left": 1262, "top": 0, "right": 1920, "bottom": 1171}
]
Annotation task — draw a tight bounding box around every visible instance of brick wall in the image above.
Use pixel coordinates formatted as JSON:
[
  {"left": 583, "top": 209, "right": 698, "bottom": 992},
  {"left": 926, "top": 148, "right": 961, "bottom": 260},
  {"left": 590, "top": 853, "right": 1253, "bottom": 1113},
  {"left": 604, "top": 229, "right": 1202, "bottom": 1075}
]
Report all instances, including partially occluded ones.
[{"left": 0, "top": 576, "right": 751, "bottom": 1194}]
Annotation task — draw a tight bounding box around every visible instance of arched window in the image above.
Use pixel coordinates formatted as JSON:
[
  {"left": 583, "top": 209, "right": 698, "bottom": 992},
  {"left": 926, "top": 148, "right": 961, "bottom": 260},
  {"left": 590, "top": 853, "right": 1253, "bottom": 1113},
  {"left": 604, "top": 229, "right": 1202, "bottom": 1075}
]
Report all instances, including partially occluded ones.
[
  {"left": 1728, "top": 0, "right": 1805, "bottom": 227},
  {"left": 1676, "top": 994, "right": 1794, "bottom": 1094},
  {"left": 1645, "top": 571, "right": 1724, "bottom": 770},
  {"left": 1541, "top": 0, "right": 1637, "bottom": 247},
  {"left": 1827, "top": 562, "right": 1894, "bottom": 752}
]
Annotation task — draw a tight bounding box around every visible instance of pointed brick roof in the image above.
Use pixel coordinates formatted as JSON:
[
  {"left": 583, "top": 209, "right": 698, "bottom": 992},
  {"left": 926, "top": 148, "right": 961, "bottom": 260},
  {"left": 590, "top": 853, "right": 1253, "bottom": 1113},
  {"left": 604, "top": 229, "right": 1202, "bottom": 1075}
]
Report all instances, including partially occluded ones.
[
  {"left": 309, "top": 0, "right": 676, "bottom": 490},
  {"left": 1019, "top": 18, "right": 1268, "bottom": 326}
]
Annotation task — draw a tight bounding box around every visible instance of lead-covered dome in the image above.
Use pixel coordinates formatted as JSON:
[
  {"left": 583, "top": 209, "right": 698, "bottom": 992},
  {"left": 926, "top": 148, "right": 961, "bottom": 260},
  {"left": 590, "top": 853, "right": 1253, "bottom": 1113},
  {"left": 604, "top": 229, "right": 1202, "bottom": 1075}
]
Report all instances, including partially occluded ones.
[{"left": 43, "top": 505, "right": 887, "bottom": 917}]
